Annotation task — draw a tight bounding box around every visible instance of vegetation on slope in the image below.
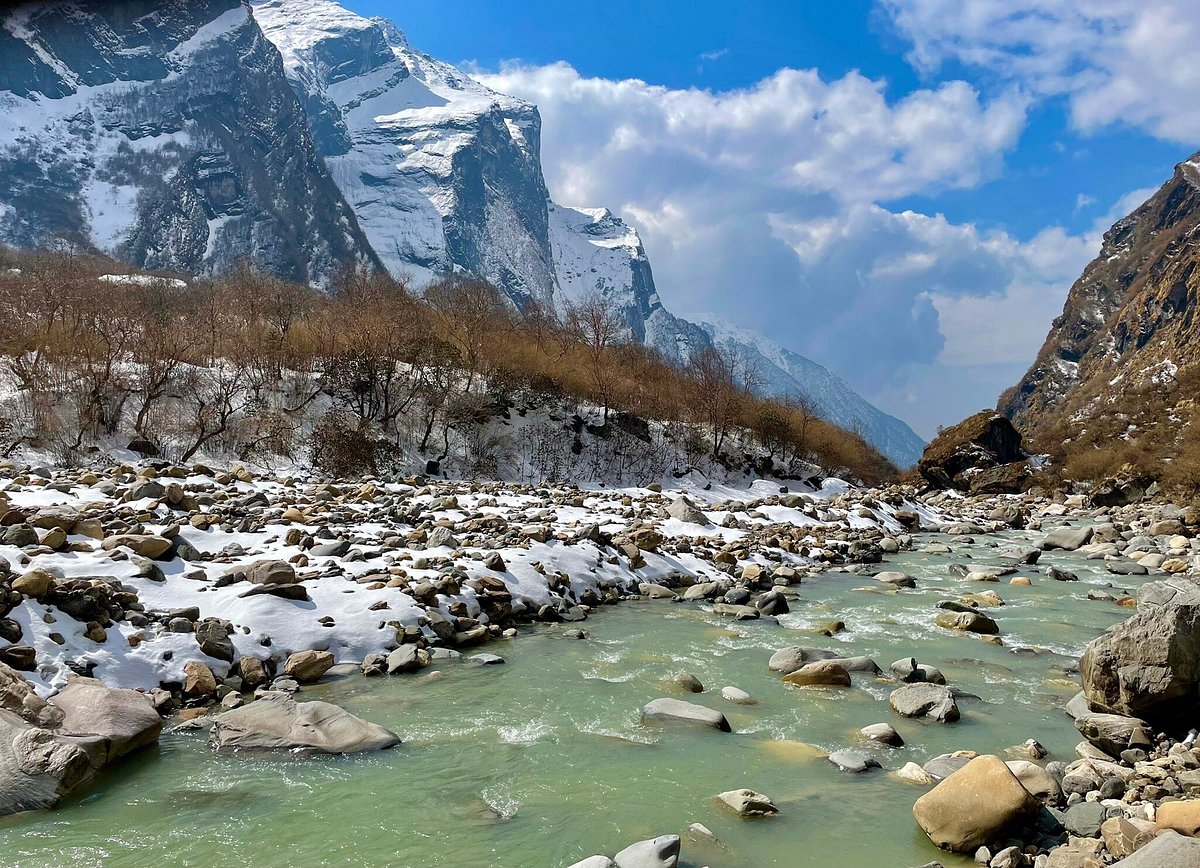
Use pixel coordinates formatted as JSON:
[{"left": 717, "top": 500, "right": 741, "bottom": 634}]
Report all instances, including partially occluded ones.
[{"left": 0, "top": 246, "right": 895, "bottom": 484}]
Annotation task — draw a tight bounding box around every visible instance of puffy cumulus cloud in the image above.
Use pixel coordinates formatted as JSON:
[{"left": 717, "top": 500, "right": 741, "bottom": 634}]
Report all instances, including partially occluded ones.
[
  {"left": 882, "top": 0, "right": 1200, "bottom": 142},
  {"left": 478, "top": 62, "right": 1027, "bottom": 204}
]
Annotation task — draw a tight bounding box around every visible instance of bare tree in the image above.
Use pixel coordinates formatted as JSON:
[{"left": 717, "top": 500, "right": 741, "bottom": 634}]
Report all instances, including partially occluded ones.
[{"left": 564, "top": 291, "right": 626, "bottom": 424}]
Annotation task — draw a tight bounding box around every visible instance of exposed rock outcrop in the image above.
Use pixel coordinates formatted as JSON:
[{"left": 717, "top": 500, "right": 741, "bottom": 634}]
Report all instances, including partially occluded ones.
[{"left": 916, "top": 412, "right": 1029, "bottom": 493}]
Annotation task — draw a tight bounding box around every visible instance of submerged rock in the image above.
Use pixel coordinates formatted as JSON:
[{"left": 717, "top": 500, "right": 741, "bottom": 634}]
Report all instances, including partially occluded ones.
[
  {"left": 210, "top": 692, "right": 400, "bottom": 755},
  {"left": 640, "top": 698, "right": 730, "bottom": 732},
  {"left": 716, "top": 788, "right": 779, "bottom": 817}
]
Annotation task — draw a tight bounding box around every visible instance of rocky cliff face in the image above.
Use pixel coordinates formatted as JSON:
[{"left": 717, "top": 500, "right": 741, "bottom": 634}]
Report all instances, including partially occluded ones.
[
  {"left": 1001, "top": 153, "right": 1200, "bottom": 439},
  {"left": 0, "top": 0, "right": 377, "bottom": 285},
  {"left": 250, "top": 0, "right": 555, "bottom": 307}
]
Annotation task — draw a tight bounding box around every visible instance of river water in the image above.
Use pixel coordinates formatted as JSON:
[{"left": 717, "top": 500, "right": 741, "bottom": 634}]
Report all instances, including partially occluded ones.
[{"left": 1, "top": 530, "right": 1145, "bottom": 867}]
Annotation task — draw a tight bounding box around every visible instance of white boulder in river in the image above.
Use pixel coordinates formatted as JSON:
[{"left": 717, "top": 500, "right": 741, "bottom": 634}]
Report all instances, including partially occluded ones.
[
  {"left": 210, "top": 692, "right": 401, "bottom": 754},
  {"left": 569, "top": 834, "right": 682, "bottom": 868},
  {"left": 614, "top": 834, "right": 681, "bottom": 867},
  {"left": 640, "top": 698, "right": 731, "bottom": 732}
]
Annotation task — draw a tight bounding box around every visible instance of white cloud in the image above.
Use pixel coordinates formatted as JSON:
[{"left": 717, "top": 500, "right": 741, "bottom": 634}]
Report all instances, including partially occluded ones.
[
  {"left": 478, "top": 62, "right": 1027, "bottom": 204},
  {"left": 882, "top": 0, "right": 1200, "bottom": 142}
]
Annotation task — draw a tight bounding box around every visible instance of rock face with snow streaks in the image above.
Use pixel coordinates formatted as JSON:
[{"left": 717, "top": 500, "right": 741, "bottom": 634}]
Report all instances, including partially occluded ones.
[{"left": 0, "top": 0, "right": 376, "bottom": 285}]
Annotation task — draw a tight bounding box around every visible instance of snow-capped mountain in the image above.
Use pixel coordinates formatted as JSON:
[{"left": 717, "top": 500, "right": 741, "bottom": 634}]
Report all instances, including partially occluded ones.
[
  {"left": 0, "top": 0, "right": 924, "bottom": 467},
  {"left": 0, "top": 0, "right": 376, "bottom": 284}
]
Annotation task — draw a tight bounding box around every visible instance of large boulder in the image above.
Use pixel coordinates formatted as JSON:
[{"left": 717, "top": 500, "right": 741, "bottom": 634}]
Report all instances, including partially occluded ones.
[
  {"left": 237, "top": 559, "right": 297, "bottom": 586},
  {"left": 666, "top": 497, "right": 708, "bottom": 525},
  {"left": 49, "top": 677, "right": 162, "bottom": 764},
  {"left": 640, "top": 698, "right": 731, "bottom": 732},
  {"left": 888, "top": 683, "right": 960, "bottom": 722},
  {"left": 0, "top": 710, "right": 97, "bottom": 817},
  {"left": 1074, "top": 712, "right": 1153, "bottom": 757},
  {"left": 0, "top": 661, "right": 63, "bottom": 728},
  {"left": 912, "top": 754, "right": 1041, "bottom": 852},
  {"left": 1079, "top": 598, "right": 1200, "bottom": 726},
  {"left": 916, "top": 412, "right": 1027, "bottom": 492},
  {"left": 1110, "top": 829, "right": 1200, "bottom": 866},
  {"left": 210, "top": 693, "right": 400, "bottom": 755},
  {"left": 1041, "top": 526, "right": 1094, "bottom": 552}
]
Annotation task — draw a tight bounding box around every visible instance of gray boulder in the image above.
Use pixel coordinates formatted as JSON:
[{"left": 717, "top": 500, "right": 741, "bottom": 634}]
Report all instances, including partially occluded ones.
[
  {"left": 1040, "top": 526, "right": 1094, "bottom": 551},
  {"left": 827, "top": 749, "right": 880, "bottom": 773},
  {"left": 50, "top": 677, "right": 162, "bottom": 764},
  {"left": 640, "top": 698, "right": 730, "bottom": 732},
  {"left": 210, "top": 692, "right": 400, "bottom": 754},
  {"left": 0, "top": 710, "right": 97, "bottom": 817},
  {"left": 386, "top": 645, "right": 421, "bottom": 675},
  {"left": 613, "top": 834, "right": 681, "bottom": 868},
  {"left": 195, "top": 619, "right": 235, "bottom": 663},
  {"left": 1138, "top": 577, "right": 1200, "bottom": 609},
  {"left": 888, "top": 683, "right": 960, "bottom": 722},
  {"left": 1111, "top": 830, "right": 1200, "bottom": 866},
  {"left": 1079, "top": 597, "right": 1200, "bottom": 726},
  {"left": 716, "top": 788, "right": 779, "bottom": 816},
  {"left": 1074, "top": 712, "right": 1152, "bottom": 757},
  {"left": 242, "top": 560, "right": 297, "bottom": 586},
  {"left": 666, "top": 497, "right": 708, "bottom": 525}
]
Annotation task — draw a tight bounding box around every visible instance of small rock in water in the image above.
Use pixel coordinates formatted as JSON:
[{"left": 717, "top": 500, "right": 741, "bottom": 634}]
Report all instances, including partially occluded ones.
[
  {"left": 720, "top": 686, "right": 754, "bottom": 705},
  {"left": 716, "top": 788, "right": 779, "bottom": 817},
  {"left": 861, "top": 723, "right": 904, "bottom": 747},
  {"left": 640, "top": 698, "right": 731, "bottom": 732},
  {"left": 896, "top": 762, "right": 935, "bottom": 784},
  {"left": 670, "top": 672, "right": 703, "bottom": 693},
  {"left": 781, "top": 660, "right": 851, "bottom": 687},
  {"left": 469, "top": 653, "right": 505, "bottom": 665},
  {"left": 827, "top": 749, "right": 881, "bottom": 773}
]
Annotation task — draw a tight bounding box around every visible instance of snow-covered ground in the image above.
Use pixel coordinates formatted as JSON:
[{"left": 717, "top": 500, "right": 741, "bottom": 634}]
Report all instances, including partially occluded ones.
[{"left": 0, "top": 458, "right": 935, "bottom": 698}]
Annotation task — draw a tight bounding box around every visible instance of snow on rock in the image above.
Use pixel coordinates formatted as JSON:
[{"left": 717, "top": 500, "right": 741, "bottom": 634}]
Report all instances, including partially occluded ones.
[
  {"left": 99, "top": 274, "right": 188, "bottom": 289},
  {"left": 0, "top": 459, "right": 939, "bottom": 698}
]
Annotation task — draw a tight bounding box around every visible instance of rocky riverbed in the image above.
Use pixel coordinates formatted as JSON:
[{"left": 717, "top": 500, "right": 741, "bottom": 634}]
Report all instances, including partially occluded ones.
[{"left": 2, "top": 458, "right": 1200, "bottom": 866}]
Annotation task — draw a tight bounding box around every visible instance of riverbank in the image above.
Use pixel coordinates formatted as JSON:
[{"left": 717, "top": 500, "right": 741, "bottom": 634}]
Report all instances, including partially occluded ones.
[{"left": 2, "top": 458, "right": 1200, "bottom": 865}]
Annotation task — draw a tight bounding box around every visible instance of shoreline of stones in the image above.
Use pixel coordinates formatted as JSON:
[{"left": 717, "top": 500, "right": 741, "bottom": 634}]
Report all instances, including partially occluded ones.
[{"left": 3, "top": 457, "right": 1200, "bottom": 867}]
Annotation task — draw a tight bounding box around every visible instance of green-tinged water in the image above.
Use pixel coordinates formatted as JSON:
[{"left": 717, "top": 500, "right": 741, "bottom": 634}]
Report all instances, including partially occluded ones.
[{"left": 1, "top": 532, "right": 1145, "bottom": 868}]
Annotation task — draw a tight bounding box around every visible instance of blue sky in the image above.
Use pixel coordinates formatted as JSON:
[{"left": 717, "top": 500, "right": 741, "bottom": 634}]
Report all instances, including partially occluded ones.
[{"left": 348, "top": 0, "right": 1197, "bottom": 439}]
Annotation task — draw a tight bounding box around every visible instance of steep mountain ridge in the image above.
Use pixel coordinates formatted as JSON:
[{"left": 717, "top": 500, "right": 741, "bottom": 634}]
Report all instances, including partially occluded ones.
[
  {"left": 0, "top": 0, "right": 376, "bottom": 284},
  {"left": 1000, "top": 152, "right": 1200, "bottom": 445}
]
